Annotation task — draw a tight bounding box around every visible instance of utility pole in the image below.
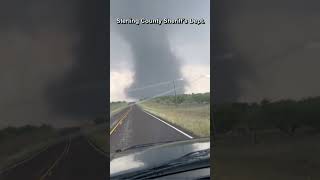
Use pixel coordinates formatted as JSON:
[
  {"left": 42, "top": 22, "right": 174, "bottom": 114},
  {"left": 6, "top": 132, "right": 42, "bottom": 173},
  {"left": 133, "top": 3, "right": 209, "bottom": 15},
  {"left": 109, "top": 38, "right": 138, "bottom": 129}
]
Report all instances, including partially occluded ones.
[{"left": 173, "top": 80, "right": 177, "bottom": 106}]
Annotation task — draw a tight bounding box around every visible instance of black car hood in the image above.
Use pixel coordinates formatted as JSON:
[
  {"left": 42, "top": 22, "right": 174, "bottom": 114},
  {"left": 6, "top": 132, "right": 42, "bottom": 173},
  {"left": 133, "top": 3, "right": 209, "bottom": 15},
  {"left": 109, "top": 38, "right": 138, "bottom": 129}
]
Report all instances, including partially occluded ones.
[{"left": 110, "top": 138, "right": 210, "bottom": 177}]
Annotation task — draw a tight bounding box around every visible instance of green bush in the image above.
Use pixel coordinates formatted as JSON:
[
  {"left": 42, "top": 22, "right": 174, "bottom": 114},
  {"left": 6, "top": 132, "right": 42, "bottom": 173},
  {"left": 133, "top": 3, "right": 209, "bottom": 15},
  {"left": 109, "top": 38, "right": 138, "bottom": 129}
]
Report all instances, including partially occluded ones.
[
  {"left": 149, "top": 92, "right": 210, "bottom": 105},
  {"left": 214, "top": 96, "right": 320, "bottom": 134}
]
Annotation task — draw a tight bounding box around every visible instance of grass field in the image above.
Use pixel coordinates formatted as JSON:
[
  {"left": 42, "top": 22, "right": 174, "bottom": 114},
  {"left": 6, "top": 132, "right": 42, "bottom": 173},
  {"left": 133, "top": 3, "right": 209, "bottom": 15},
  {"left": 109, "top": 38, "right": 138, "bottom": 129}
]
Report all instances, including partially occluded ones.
[
  {"left": 139, "top": 99, "right": 210, "bottom": 137},
  {"left": 86, "top": 130, "right": 107, "bottom": 153},
  {"left": 214, "top": 132, "right": 320, "bottom": 180},
  {"left": 84, "top": 102, "right": 124, "bottom": 154},
  {"left": 0, "top": 125, "right": 59, "bottom": 170},
  {"left": 110, "top": 102, "right": 128, "bottom": 116}
]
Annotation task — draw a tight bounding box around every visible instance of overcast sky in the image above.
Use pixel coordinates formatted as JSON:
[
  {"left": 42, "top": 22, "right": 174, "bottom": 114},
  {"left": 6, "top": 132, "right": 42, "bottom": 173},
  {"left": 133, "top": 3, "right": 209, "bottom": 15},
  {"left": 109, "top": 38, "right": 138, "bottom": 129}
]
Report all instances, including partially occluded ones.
[{"left": 110, "top": 0, "right": 210, "bottom": 102}]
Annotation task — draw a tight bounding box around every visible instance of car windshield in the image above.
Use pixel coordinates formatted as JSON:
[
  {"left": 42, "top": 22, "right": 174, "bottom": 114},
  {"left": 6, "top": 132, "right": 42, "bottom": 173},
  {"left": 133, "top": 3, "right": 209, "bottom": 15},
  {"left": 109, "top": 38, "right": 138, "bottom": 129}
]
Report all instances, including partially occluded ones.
[
  {"left": 109, "top": 0, "right": 210, "bottom": 177},
  {"left": 110, "top": 139, "right": 210, "bottom": 178}
]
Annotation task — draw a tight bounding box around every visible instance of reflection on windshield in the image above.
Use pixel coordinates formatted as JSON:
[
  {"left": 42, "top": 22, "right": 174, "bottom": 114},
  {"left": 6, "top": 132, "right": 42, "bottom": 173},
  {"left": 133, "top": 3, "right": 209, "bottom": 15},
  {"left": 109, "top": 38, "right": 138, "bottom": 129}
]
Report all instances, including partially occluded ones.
[{"left": 110, "top": 139, "right": 210, "bottom": 176}]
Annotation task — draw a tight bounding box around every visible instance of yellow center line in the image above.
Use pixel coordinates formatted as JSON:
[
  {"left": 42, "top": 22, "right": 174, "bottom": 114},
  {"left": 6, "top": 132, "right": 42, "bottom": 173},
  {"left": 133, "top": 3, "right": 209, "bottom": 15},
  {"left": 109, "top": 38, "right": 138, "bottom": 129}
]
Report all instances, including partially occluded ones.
[
  {"left": 110, "top": 107, "right": 132, "bottom": 135},
  {"left": 39, "top": 136, "right": 71, "bottom": 180}
]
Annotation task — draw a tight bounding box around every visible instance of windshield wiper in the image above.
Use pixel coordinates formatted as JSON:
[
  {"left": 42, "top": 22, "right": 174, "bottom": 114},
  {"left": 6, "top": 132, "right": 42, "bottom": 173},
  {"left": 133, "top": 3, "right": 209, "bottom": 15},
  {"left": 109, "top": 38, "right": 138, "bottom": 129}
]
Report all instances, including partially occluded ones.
[{"left": 115, "top": 149, "right": 210, "bottom": 180}]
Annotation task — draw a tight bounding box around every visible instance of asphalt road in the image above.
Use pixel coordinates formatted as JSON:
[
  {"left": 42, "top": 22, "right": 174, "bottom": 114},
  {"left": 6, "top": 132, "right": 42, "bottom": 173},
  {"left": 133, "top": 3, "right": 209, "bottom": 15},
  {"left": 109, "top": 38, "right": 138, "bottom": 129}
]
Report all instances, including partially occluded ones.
[
  {"left": 110, "top": 105, "right": 192, "bottom": 153},
  {"left": 0, "top": 136, "right": 106, "bottom": 180},
  {"left": 0, "top": 105, "right": 193, "bottom": 179},
  {"left": 110, "top": 107, "right": 130, "bottom": 129}
]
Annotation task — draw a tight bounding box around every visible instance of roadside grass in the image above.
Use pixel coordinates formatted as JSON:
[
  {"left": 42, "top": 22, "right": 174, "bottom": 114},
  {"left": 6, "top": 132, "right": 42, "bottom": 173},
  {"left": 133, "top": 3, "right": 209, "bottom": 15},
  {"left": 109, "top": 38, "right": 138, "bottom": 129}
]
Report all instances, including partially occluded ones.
[
  {"left": 82, "top": 122, "right": 107, "bottom": 153},
  {"left": 214, "top": 132, "right": 320, "bottom": 180},
  {"left": 86, "top": 130, "right": 107, "bottom": 153},
  {"left": 110, "top": 102, "right": 128, "bottom": 116},
  {"left": 139, "top": 101, "right": 210, "bottom": 137},
  {"left": 0, "top": 126, "right": 59, "bottom": 170}
]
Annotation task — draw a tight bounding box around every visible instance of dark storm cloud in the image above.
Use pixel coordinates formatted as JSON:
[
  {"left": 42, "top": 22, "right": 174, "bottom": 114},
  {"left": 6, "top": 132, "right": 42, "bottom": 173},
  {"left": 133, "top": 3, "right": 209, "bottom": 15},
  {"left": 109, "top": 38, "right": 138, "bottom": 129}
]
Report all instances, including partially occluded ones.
[
  {"left": 111, "top": 0, "right": 188, "bottom": 99},
  {"left": 47, "top": 0, "right": 108, "bottom": 119},
  {"left": 0, "top": 0, "right": 107, "bottom": 127},
  {"left": 214, "top": 0, "right": 320, "bottom": 103},
  {"left": 122, "top": 26, "right": 185, "bottom": 99}
]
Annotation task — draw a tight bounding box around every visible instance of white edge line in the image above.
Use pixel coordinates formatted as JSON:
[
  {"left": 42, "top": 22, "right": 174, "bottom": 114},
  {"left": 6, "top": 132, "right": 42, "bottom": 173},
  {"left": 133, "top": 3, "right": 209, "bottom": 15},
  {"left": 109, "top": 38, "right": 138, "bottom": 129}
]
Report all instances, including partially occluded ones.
[
  {"left": 40, "top": 139, "right": 71, "bottom": 179},
  {"left": 0, "top": 144, "right": 49, "bottom": 174},
  {"left": 143, "top": 110, "right": 194, "bottom": 139},
  {"left": 86, "top": 137, "right": 107, "bottom": 157}
]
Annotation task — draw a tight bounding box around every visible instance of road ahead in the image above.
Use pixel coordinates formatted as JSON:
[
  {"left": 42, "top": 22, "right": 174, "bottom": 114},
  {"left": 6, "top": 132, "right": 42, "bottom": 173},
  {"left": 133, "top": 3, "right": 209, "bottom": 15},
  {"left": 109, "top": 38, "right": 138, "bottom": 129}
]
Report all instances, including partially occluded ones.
[
  {"left": 0, "top": 136, "right": 106, "bottom": 180},
  {"left": 110, "top": 105, "right": 193, "bottom": 152},
  {"left": 0, "top": 105, "right": 193, "bottom": 179}
]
